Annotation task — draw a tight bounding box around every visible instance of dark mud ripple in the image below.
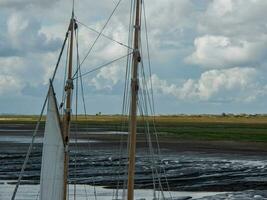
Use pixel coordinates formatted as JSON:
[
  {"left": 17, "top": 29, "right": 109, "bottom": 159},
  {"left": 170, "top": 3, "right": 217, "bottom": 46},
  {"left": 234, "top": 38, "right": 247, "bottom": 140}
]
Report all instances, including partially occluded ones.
[{"left": 1, "top": 146, "right": 267, "bottom": 193}]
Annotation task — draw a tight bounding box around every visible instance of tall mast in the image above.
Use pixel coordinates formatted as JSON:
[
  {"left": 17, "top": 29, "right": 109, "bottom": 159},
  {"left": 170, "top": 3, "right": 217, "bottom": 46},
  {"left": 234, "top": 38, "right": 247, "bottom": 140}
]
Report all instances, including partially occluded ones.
[
  {"left": 127, "top": 0, "right": 141, "bottom": 199},
  {"left": 63, "top": 10, "right": 75, "bottom": 200}
]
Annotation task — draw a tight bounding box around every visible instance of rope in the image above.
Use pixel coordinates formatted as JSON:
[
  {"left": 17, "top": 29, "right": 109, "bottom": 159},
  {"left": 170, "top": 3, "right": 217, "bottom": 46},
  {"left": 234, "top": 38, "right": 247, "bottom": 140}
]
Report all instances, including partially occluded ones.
[
  {"left": 76, "top": 20, "right": 133, "bottom": 50},
  {"left": 83, "top": 185, "right": 89, "bottom": 200},
  {"left": 72, "top": 52, "right": 133, "bottom": 80},
  {"left": 52, "top": 31, "right": 69, "bottom": 81},
  {"left": 35, "top": 191, "right": 40, "bottom": 200},
  {"left": 75, "top": 24, "right": 98, "bottom": 200},
  {"left": 139, "top": 42, "right": 171, "bottom": 199},
  {"left": 144, "top": 1, "right": 173, "bottom": 197},
  {"left": 10, "top": 111, "right": 44, "bottom": 200},
  {"left": 73, "top": 26, "right": 80, "bottom": 200},
  {"left": 142, "top": 0, "right": 156, "bottom": 116},
  {"left": 72, "top": 0, "right": 123, "bottom": 78},
  {"left": 138, "top": 58, "right": 161, "bottom": 197},
  {"left": 60, "top": 36, "right": 70, "bottom": 115},
  {"left": 138, "top": 1, "right": 173, "bottom": 197},
  {"left": 123, "top": 1, "right": 172, "bottom": 198},
  {"left": 120, "top": 0, "right": 135, "bottom": 198},
  {"left": 114, "top": 1, "right": 134, "bottom": 195},
  {"left": 137, "top": 102, "right": 157, "bottom": 199},
  {"left": 11, "top": 30, "right": 69, "bottom": 200}
]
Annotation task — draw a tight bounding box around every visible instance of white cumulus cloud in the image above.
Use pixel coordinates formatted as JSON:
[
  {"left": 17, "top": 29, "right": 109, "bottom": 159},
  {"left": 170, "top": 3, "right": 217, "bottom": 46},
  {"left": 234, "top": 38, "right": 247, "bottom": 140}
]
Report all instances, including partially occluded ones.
[
  {"left": 0, "top": 75, "right": 22, "bottom": 95},
  {"left": 152, "top": 67, "right": 260, "bottom": 102},
  {"left": 6, "top": 13, "right": 61, "bottom": 55},
  {"left": 90, "top": 64, "right": 124, "bottom": 90},
  {"left": 199, "top": 0, "right": 267, "bottom": 38},
  {"left": 185, "top": 35, "right": 267, "bottom": 68}
]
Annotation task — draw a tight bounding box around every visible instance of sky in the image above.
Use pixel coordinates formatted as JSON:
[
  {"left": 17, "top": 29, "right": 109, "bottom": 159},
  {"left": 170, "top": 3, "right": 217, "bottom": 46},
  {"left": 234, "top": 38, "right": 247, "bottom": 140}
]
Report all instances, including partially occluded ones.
[{"left": 1, "top": 0, "right": 267, "bottom": 115}]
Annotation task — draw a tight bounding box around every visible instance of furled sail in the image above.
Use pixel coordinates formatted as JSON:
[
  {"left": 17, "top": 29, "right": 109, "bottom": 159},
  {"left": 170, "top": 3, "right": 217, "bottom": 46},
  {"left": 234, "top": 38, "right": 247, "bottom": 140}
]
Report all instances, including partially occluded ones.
[{"left": 40, "top": 85, "right": 65, "bottom": 200}]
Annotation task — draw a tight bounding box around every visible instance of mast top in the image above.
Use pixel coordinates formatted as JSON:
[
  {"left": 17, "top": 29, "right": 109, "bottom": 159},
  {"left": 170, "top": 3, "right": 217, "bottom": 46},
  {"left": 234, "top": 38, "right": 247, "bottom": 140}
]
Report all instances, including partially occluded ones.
[{"left": 72, "top": 0, "right": 75, "bottom": 18}]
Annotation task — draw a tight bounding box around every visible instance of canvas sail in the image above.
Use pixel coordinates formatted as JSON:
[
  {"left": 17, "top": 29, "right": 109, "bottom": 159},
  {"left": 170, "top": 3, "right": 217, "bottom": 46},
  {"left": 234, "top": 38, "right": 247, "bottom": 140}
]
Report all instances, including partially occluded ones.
[{"left": 40, "top": 85, "right": 65, "bottom": 200}]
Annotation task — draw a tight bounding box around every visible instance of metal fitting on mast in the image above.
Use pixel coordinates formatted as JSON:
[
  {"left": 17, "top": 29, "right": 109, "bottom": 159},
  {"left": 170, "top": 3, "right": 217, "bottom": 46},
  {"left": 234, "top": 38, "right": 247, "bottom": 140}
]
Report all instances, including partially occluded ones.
[{"left": 64, "top": 79, "right": 74, "bottom": 91}]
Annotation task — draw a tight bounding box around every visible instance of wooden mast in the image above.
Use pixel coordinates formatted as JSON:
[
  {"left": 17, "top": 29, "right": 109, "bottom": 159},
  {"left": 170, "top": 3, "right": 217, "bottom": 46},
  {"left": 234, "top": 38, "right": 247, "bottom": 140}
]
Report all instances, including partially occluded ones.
[
  {"left": 63, "top": 10, "right": 75, "bottom": 200},
  {"left": 127, "top": 0, "right": 141, "bottom": 199}
]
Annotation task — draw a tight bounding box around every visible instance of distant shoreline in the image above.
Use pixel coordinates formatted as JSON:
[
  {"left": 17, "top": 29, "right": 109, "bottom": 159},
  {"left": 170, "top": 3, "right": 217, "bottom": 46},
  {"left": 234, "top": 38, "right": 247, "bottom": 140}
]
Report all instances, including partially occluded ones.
[
  {"left": 1, "top": 114, "right": 267, "bottom": 123},
  {"left": 0, "top": 122, "right": 267, "bottom": 156},
  {"left": 0, "top": 115, "right": 267, "bottom": 144}
]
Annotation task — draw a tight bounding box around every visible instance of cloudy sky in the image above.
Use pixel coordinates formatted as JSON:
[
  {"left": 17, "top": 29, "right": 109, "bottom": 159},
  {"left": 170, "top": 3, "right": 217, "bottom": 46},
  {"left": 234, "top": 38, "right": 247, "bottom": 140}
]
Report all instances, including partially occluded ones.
[{"left": 1, "top": 0, "right": 267, "bottom": 115}]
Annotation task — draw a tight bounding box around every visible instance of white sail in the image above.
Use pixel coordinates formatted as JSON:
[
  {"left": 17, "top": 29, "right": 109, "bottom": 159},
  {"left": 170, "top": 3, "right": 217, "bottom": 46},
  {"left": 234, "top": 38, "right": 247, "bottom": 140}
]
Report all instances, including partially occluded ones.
[{"left": 40, "top": 85, "right": 65, "bottom": 200}]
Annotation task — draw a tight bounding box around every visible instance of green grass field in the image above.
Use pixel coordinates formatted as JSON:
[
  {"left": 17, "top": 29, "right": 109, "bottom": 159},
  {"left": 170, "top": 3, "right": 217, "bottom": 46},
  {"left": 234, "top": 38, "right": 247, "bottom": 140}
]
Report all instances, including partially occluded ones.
[{"left": 1, "top": 114, "right": 267, "bottom": 142}]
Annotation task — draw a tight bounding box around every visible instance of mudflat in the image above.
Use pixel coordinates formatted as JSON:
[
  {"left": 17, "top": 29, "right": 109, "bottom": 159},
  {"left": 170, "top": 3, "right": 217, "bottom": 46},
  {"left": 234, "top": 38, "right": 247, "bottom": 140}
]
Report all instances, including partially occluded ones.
[
  {"left": 1, "top": 122, "right": 267, "bottom": 192},
  {"left": 0, "top": 122, "right": 266, "bottom": 155}
]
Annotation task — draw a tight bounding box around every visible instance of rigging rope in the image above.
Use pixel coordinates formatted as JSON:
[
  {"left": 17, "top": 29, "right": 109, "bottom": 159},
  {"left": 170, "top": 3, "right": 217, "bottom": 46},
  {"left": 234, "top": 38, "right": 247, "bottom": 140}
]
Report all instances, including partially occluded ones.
[
  {"left": 11, "top": 0, "right": 173, "bottom": 199},
  {"left": 137, "top": 1, "right": 173, "bottom": 197},
  {"left": 76, "top": 20, "right": 133, "bottom": 50},
  {"left": 72, "top": 52, "right": 133, "bottom": 80},
  {"left": 138, "top": 40, "right": 163, "bottom": 197},
  {"left": 72, "top": 0, "right": 123, "bottom": 78},
  {"left": 116, "top": 0, "right": 174, "bottom": 198},
  {"left": 118, "top": 0, "right": 135, "bottom": 198},
  {"left": 142, "top": 1, "right": 173, "bottom": 195},
  {"left": 60, "top": 36, "right": 70, "bottom": 115},
  {"left": 139, "top": 33, "right": 172, "bottom": 200},
  {"left": 11, "top": 30, "right": 69, "bottom": 200},
  {"left": 73, "top": 26, "right": 80, "bottom": 200},
  {"left": 75, "top": 22, "right": 98, "bottom": 200},
  {"left": 139, "top": 60, "right": 165, "bottom": 199}
]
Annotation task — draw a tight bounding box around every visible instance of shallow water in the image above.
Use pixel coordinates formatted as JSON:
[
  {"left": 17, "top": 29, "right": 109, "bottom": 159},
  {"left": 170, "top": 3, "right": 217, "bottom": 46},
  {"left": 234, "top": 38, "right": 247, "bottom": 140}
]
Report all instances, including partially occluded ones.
[
  {"left": 0, "top": 183, "right": 225, "bottom": 200},
  {"left": 1, "top": 133, "right": 267, "bottom": 199},
  {"left": 0, "top": 135, "right": 99, "bottom": 143},
  {"left": 1, "top": 184, "right": 267, "bottom": 199}
]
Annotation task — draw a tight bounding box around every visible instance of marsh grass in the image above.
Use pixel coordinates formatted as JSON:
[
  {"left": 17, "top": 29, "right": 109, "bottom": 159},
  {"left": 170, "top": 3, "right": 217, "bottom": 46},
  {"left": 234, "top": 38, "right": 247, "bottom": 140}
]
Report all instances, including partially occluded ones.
[{"left": 1, "top": 115, "right": 267, "bottom": 142}]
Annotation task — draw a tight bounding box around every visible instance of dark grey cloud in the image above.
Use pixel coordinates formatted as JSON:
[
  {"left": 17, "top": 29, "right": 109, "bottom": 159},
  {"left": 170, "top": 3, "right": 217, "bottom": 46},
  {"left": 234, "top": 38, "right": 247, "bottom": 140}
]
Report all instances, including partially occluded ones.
[
  {"left": 0, "top": 0, "right": 60, "bottom": 9},
  {"left": 0, "top": 39, "right": 21, "bottom": 57},
  {"left": 21, "top": 83, "right": 47, "bottom": 97},
  {"left": 0, "top": 13, "right": 62, "bottom": 57}
]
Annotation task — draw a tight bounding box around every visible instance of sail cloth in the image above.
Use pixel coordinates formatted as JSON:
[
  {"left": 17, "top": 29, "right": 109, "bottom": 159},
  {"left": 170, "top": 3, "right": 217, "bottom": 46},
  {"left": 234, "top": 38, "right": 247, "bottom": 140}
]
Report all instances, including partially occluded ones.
[{"left": 40, "top": 85, "right": 65, "bottom": 200}]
